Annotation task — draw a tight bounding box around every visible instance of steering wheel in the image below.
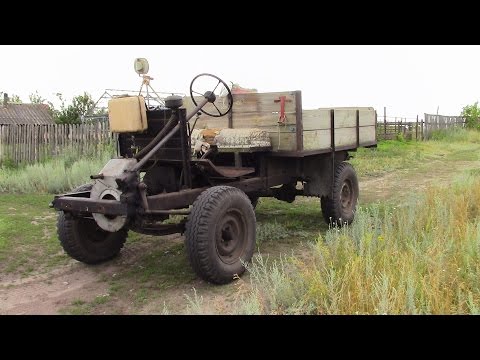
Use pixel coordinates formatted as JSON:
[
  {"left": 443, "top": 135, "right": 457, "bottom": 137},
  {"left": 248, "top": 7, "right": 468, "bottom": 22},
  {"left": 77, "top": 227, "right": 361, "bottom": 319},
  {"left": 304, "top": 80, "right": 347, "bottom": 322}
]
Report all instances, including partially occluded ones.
[{"left": 190, "top": 73, "right": 233, "bottom": 117}]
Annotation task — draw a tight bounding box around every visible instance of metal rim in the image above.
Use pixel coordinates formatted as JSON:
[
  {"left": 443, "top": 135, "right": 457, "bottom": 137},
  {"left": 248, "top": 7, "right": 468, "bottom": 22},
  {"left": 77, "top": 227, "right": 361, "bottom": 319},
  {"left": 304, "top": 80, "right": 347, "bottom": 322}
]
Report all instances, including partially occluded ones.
[
  {"left": 215, "top": 208, "right": 247, "bottom": 265},
  {"left": 340, "top": 179, "right": 354, "bottom": 212}
]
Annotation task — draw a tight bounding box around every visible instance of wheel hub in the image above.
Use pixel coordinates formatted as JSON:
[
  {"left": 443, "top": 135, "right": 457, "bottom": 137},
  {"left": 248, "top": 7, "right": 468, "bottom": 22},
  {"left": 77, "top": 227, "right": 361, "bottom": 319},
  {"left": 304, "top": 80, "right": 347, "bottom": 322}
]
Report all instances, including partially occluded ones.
[
  {"left": 91, "top": 185, "right": 128, "bottom": 232},
  {"left": 216, "top": 210, "right": 246, "bottom": 264},
  {"left": 340, "top": 180, "right": 353, "bottom": 211},
  {"left": 90, "top": 158, "right": 137, "bottom": 232}
]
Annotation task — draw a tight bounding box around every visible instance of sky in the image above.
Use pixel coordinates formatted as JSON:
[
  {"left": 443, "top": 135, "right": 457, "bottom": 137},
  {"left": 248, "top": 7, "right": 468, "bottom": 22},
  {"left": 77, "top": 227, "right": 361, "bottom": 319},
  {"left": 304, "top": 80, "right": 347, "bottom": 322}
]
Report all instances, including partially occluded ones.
[{"left": 1, "top": 45, "right": 479, "bottom": 120}]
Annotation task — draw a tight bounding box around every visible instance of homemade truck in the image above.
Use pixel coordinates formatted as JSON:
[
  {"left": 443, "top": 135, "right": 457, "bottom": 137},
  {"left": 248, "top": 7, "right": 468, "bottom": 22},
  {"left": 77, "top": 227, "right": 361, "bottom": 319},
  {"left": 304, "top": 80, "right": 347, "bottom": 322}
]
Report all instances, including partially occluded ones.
[{"left": 51, "top": 59, "right": 377, "bottom": 284}]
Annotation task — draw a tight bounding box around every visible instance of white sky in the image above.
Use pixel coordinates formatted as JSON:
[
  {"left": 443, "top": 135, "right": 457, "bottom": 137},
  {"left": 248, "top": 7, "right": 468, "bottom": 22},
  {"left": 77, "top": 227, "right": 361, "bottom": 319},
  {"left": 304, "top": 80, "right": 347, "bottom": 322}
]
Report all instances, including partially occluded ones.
[{"left": 1, "top": 45, "right": 479, "bottom": 120}]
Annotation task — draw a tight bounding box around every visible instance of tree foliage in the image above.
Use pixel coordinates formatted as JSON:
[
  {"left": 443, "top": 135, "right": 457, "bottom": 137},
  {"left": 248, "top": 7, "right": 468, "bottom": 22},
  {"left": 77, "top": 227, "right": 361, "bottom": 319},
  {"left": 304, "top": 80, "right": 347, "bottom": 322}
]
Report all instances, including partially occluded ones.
[
  {"left": 0, "top": 92, "right": 22, "bottom": 103},
  {"left": 9, "top": 94, "right": 22, "bottom": 103},
  {"left": 461, "top": 101, "right": 480, "bottom": 129},
  {"left": 29, "top": 91, "right": 47, "bottom": 104},
  {"left": 52, "top": 92, "right": 96, "bottom": 124}
]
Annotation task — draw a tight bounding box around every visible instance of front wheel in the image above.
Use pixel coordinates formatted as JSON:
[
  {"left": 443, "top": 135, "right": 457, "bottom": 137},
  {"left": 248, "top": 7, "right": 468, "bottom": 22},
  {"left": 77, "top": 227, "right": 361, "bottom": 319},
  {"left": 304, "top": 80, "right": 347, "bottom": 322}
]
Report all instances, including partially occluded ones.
[
  {"left": 185, "top": 186, "right": 256, "bottom": 284},
  {"left": 321, "top": 162, "right": 359, "bottom": 226},
  {"left": 57, "top": 184, "right": 128, "bottom": 264}
]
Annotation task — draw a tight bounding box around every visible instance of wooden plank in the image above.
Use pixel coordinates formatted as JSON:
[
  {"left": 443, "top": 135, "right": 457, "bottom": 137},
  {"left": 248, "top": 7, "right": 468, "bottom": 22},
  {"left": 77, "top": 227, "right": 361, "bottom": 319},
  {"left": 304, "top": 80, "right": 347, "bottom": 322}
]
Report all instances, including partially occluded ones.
[
  {"left": 303, "top": 126, "right": 376, "bottom": 151},
  {"left": 34, "top": 125, "right": 37, "bottom": 163},
  {"left": 303, "top": 108, "right": 376, "bottom": 130},
  {"left": 21, "top": 125, "right": 25, "bottom": 163},
  {"left": 295, "top": 91, "right": 303, "bottom": 151},
  {"left": 191, "top": 115, "right": 229, "bottom": 130},
  {"left": 182, "top": 97, "right": 230, "bottom": 128},
  {"left": 10, "top": 125, "right": 14, "bottom": 162},
  {"left": 28, "top": 125, "right": 32, "bottom": 163},
  {"left": 232, "top": 92, "right": 296, "bottom": 114},
  {"left": 0, "top": 126, "right": 3, "bottom": 161},
  {"left": 269, "top": 132, "right": 297, "bottom": 151},
  {"left": 7, "top": 125, "right": 12, "bottom": 162},
  {"left": 184, "top": 91, "right": 297, "bottom": 129},
  {"left": 231, "top": 111, "right": 297, "bottom": 130},
  {"left": 15, "top": 125, "right": 19, "bottom": 164},
  {"left": 183, "top": 92, "right": 296, "bottom": 115}
]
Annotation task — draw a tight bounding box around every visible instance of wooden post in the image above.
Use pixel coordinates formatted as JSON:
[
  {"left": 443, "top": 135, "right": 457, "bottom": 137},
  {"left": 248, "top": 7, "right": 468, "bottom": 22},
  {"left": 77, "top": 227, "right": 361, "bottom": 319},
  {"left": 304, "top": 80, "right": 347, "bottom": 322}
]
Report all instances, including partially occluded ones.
[
  {"left": 384, "top": 106, "right": 387, "bottom": 139},
  {"left": 416, "top": 115, "right": 419, "bottom": 141}
]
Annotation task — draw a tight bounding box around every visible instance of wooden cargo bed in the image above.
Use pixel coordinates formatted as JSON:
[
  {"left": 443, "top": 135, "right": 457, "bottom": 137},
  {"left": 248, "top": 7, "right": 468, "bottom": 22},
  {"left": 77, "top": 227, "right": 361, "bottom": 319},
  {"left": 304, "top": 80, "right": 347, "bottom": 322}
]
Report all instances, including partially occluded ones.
[{"left": 183, "top": 90, "right": 377, "bottom": 156}]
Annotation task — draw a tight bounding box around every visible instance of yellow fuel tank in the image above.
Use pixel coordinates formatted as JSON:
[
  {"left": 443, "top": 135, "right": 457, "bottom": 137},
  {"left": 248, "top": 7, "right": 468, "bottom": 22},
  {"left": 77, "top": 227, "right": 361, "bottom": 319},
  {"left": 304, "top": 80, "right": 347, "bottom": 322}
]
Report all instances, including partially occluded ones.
[{"left": 108, "top": 96, "right": 148, "bottom": 133}]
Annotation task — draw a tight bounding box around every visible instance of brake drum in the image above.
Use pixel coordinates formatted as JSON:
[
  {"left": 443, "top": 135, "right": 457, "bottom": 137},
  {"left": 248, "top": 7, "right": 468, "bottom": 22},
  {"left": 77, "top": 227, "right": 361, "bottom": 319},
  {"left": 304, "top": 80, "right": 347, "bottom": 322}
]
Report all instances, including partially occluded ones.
[{"left": 90, "top": 158, "right": 137, "bottom": 232}]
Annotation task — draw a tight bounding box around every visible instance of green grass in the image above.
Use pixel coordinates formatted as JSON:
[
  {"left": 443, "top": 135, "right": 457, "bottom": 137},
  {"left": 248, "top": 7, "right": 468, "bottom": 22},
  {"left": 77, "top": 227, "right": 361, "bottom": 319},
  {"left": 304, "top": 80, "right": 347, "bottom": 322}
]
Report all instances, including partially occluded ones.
[
  {"left": 0, "top": 194, "right": 68, "bottom": 275},
  {"left": 60, "top": 295, "right": 112, "bottom": 315},
  {"left": 0, "top": 147, "right": 114, "bottom": 194},
  {"left": 351, "top": 131, "right": 480, "bottom": 177}
]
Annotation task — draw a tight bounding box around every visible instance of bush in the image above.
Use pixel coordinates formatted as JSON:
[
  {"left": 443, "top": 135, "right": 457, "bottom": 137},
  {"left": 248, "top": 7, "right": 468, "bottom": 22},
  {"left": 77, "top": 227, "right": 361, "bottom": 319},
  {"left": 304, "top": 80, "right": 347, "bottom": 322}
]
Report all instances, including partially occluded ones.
[{"left": 461, "top": 102, "right": 480, "bottom": 130}]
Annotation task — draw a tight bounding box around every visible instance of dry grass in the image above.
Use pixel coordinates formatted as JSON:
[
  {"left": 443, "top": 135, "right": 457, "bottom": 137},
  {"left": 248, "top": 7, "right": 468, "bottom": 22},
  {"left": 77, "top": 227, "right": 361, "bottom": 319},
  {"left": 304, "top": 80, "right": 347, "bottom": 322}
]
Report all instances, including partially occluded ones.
[{"left": 237, "top": 173, "right": 480, "bottom": 315}]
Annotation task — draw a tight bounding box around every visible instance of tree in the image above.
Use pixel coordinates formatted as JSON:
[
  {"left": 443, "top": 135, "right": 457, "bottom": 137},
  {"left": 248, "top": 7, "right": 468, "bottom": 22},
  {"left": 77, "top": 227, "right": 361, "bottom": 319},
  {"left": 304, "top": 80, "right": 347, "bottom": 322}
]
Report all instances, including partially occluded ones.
[
  {"left": 29, "top": 91, "right": 47, "bottom": 104},
  {"left": 72, "top": 92, "right": 95, "bottom": 118},
  {"left": 461, "top": 101, "right": 480, "bottom": 129},
  {"left": 52, "top": 92, "right": 96, "bottom": 124}
]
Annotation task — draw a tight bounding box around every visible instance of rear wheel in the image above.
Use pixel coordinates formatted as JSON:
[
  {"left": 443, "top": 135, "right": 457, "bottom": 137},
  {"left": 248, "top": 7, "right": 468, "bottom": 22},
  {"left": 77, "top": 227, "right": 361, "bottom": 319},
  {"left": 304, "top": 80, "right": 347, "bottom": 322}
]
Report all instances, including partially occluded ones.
[
  {"left": 321, "top": 162, "right": 359, "bottom": 226},
  {"left": 57, "top": 184, "right": 128, "bottom": 264},
  {"left": 185, "top": 186, "right": 256, "bottom": 284}
]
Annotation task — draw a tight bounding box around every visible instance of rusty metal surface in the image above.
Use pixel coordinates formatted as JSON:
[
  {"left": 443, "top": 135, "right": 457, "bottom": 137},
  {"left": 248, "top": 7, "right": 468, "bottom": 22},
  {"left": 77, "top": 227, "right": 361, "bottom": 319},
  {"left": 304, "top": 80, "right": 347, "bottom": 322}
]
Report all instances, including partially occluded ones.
[
  {"left": 147, "top": 176, "right": 292, "bottom": 211},
  {"left": 148, "top": 187, "right": 206, "bottom": 210},
  {"left": 267, "top": 144, "right": 377, "bottom": 157},
  {"left": 129, "top": 223, "right": 185, "bottom": 236},
  {"left": 193, "top": 159, "right": 255, "bottom": 178},
  {"left": 53, "top": 197, "right": 127, "bottom": 215}
]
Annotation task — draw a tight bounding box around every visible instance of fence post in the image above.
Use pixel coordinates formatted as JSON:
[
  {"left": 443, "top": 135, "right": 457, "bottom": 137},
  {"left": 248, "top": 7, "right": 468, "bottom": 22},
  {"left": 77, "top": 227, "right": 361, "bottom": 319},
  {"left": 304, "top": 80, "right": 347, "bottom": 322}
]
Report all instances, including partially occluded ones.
[
  {"left": 384, "top": 106, "right": 387, "bottom": 139},
  {"left": 416, "top": 115, "right": 419, "bottom": 141}
]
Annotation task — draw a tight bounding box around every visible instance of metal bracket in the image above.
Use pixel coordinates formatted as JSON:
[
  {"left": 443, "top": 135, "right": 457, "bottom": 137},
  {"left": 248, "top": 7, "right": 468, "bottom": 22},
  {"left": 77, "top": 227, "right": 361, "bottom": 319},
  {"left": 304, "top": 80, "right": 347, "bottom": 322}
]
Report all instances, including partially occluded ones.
[{"left": 274, "top": 96, "right": 292, "bottom": 124}]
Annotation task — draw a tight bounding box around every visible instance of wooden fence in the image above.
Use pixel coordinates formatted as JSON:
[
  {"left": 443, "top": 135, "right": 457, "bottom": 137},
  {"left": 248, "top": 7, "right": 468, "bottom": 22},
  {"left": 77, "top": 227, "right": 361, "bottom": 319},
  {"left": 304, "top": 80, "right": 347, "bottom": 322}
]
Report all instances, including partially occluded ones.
[
  {"left": 0, "top": 112, "right": 470, "bottom": 166},
  {"left": 423, "top": 114, "right": 465, "bottom": 139},
  {"left": 377, "top": 117, "right": 424, "bottom": 141},
  {"left": 0, "top": 122, "right": 116, "bottom": 166},
  {"left": 377, "top": 113, "right": 466, "bottom": 141}
]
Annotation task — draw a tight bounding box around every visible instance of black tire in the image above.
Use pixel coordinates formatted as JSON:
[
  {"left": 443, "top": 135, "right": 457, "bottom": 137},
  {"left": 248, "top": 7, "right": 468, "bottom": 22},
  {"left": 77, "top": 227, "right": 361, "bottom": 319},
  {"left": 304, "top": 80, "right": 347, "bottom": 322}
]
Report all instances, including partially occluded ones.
[
  {"left": 57, "top": 184, "right": 128, "bottom": 264},
  {"left": 321, "top": 162, "right": 359, "bottom": 226},
  {"left": 185, "top": 186, "right": 256, "bottom": 284}
]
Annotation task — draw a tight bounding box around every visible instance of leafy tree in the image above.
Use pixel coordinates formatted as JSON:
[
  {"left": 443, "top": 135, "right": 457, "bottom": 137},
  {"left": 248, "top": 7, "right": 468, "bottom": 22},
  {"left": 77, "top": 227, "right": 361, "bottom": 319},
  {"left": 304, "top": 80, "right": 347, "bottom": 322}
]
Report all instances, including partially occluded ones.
[
  {"left": 52, "top": 92, "right": 96, "bottom": 124},
  {"left": 72, "top": 93, "right": 95, "bottom": 118},
  {"left": 461, "top": 101, "right": 480, "bottom": 129}
]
